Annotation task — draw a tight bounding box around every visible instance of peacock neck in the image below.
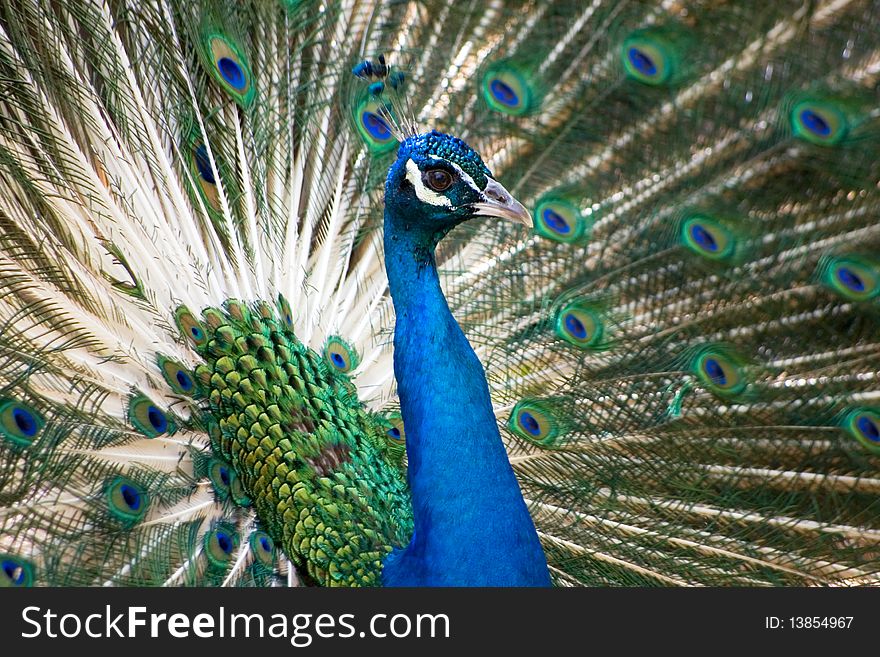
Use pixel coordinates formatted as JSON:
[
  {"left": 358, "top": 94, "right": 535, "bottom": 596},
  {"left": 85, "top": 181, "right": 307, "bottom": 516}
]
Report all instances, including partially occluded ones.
[{"left": 381, "top": 217, "right": 551, "bottom": 586}]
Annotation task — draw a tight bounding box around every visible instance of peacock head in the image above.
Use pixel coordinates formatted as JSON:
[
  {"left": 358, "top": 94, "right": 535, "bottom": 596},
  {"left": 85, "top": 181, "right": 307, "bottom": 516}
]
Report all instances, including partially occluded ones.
[{"left": 384, "top": 130, "right": 531, "bottom": 244}]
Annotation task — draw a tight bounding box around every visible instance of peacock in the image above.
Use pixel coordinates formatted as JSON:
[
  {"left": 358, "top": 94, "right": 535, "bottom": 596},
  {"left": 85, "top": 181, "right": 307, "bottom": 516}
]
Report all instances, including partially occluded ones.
[{"left": 0, "top": 0, "right": 879, "bottom": 588}]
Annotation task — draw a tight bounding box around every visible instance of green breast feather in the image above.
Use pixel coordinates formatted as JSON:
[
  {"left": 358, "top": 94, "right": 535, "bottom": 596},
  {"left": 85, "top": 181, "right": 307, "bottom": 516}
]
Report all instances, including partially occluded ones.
[{"left": 176, "top": 297, "right": 412, "bottom": 587}]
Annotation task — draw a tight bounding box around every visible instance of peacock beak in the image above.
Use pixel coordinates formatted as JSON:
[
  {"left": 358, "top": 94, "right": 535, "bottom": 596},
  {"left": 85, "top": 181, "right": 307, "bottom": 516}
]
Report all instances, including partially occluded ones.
[{"left": 472, "top": 179, "right": 533, "bottom": 228}]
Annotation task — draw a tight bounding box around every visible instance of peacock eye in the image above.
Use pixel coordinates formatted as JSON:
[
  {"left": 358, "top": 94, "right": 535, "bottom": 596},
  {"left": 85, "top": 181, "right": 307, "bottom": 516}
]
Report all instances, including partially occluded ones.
[{"left": 424, "top": 169, "right": 453, "bottom": 192}]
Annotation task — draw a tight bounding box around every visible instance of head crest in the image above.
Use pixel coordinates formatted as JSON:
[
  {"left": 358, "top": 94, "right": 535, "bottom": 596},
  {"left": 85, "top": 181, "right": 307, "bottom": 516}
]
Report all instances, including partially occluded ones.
[
  {"left": 352, "top": 54, "right": 418, "bottom": 142},
  {"left": 352, "top": 56, "right": 494, "bottom": 189}
]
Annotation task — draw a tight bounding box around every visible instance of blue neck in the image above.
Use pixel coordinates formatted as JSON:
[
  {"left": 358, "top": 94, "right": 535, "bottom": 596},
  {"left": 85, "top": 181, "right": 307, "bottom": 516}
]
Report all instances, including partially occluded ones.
[{"left": 380, "top": 215, "right": 550, "bottom": 586}]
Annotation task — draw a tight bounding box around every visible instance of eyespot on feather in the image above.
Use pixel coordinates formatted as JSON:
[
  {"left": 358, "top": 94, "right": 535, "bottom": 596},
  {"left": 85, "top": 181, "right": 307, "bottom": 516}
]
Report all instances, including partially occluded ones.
[
  {"left": 158, "top": 356, "right": 199, "bottom": 396},
  {"left": 842, "top": 408, "right": 880, "bottom": 453},
  {"left": 204, "top": 526, "right": 239, "bottom": 569},
  {"left": 0, "top": 555, "right": 35, "bottom": 588},
  {"left": 481, "top": 61, "right": 537, "bottom": 116},
  {"left": 554, "top": 302, "right": 604, "bottom": 349},
  {"left": 0, "top": 399, "right": 44, "bottom": 447},
  {"left": 105, "top": 476, "right": 149, "bottom": 524},
  {"left": 621, "top": 29, "right": 679, "bottom": 86},
  {"left": 533, "top": 196, "right": 589, "bottom": 243},
  {"left": 680, "top": 215, "right": 737, "bottom": 262},
  {"left": 818, "top": 255, "right": 879, "bottom": 302},
  {"left": 187, "top": 141, "right": 224, "bottom": 214},
  {"left": 508, "top": 400, "right": 561, "bottom": 447},
  {"left": 249, "top": 531, "right": 275, "bottom": 568},
  {"left": 353, "top": 98, "right": 397, "bottom": 153},
  {"left": 323, "top": 336, "right": 359, "bottom": 374},
  {"left": 791, "top": 99, "right": 848, "bottom": 146},
  {"left": 202, "top": 33, "right": 255, "bottom": 106},
  {"left": 174, "top": 306, "right": 209, "bottom": 349},
  {"left": 277, "top": 293, "right": 294, "bottom": 330},
  {"left": 384, "top": 412, "right": 406, "bottom": 446},
  {"left": 692, "top": 346, "right": 748, "bottom": 398},
  {"left": 230, "top": 474, "right": 252, "bottom": 507},
  {"left": 208, "top": 458, "right": 234, "bottom": 499},
  {"left": 128, "top": 394, "right": 173, "bottom": 437}
]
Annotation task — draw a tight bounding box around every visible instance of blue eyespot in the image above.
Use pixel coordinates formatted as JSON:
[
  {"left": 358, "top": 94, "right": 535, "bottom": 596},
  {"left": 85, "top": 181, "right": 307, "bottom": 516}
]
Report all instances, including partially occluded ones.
[
  {"left": 543, "top": 208, "right": 571, "bottom": 234},
  {"left": 519, "top": 412, "right": 541, "bottom": 436},
  {"left": 836, "top": 267, "right": 865, "bottom": 292},
  {"left": 188, "top": 138, "right": 223, "bottom": 214},
  {"left": 509, "top": 400, "right": 560, "bottom": 446},
  {"left": 790, "top": 100, "right": 847, "bottom": 146},
  {"left": 208, "top": 458, "right": 239, "bottom": 501},
  {"left": 175, "top": 306, "right": 209, "bottom": 349},
  {"left": 354, "top": 99, "right": 397, "bottom": 153},
  {"left": 818, "top": 256, "right": 879, "bottom": 301},
  {"left": 12, "top": 408, "right": 37, "bottom": 437},
  {"left": 194, "top": 145, "right": 216, "bottom": 184},
  {"left": 176, "top": 370, "right": 194, "bottom": 391},
  {"left": 534, "top": 197, "right": 588, "bottom": 243},
  {"left": 681, "top": 216, "right": 736, "bottom": 262},
  {"left": 204, "top": 36, "right": 253, "bottom": 106},
  {"left": 147, "top": 405, "right": 167, "bottom": 433},
  {"left": 799, "top": 109, "right": 831, "bottom": 137},
  {"left": 563, "top": 313, "right": 587, "bottom": 340},
  {"left": 690, "top": 224, "right": 718, "bottom": 252},
  {"left": 857, "top": 416, "right": 879, "bottom": 442},
  {"left": 362, "top": 112, "right": 391, "bottom": 140},
  {"left": 129, "top": 394, "right": 172, "bottom": 437},
  {"left": 694, "top": 348, "right": 746, "bottom": 397},
  {"left": 120, "top": 484, "right": 141, "bottom": 510},
  {"left": 481, "top": 62, "right": 535, "bottom": 115},
  {"left": 489, "top": 78, "right": 519, "bottom": 107},
  {"left": 843, "top": 408, "right": 880, "bottom": 453},
  {"left": 703, "top": 358, "right": 726, "bottom": 386},
  {"left": 158, "top": 356, "right": 198, "bottom": 396},
  {"left": 1, "top": 556, "right": 34, "bottom": 587},
  {"left": 1, "top": 400, "right": 44, "bottom": 447},
  {"left": 3, "top": 560, "right": 24, "bottom": 585},
  {"left": 621, "top": 32, "right": 675, "bottom": 86},
  {"left": 324, "top": 336, "right": 359, "bottom": 374},
  {"left": 106, "top": 477, "right": 149, "bottom": 523},
  {"left": 384, "top": 414, "right": 406, "bottom": 447},
  {"left": 217, "top": 57, "right": 246, "bottom": 90},
  {"left": 205, "top": 526, "right": 239, "bottom": 567},
  {"left": 628, "top": 47, "right": 656, "bottom": 76},
  {"left": 555, "top": 302, "right": 604, "bottom": 349},
  {"left": 249, "top": 531, "right": 275, "bottom": 568},
  {"left": 216, "top": 531, "right": 233, "bottom": 554}
]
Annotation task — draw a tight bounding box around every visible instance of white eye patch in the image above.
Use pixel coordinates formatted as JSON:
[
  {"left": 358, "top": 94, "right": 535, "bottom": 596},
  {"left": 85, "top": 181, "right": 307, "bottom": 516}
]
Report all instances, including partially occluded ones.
[
  {"left": 404, "top": 158, "right": 484, "bottom": 208},
  {"left": 406, "top": 159, "right": 451, "bottom": 207}
]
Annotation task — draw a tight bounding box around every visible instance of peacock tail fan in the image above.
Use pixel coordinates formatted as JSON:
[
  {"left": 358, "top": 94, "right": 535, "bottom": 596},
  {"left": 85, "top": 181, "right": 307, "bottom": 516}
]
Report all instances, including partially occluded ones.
[{"left": 0, "top": 0, "right": 879, "bottom": 587}]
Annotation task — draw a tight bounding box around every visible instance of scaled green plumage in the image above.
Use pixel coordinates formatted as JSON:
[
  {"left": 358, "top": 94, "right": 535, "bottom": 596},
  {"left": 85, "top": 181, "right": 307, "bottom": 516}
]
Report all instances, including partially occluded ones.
[{"left": 184, "top": 298, "right": 411, "bottom": 586}]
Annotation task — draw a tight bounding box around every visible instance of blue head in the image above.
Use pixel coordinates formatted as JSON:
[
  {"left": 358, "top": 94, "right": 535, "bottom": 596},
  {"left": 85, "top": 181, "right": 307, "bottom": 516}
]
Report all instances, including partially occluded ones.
[{"left": 384, "top": 130, "right": 531, "bottom": 246}]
